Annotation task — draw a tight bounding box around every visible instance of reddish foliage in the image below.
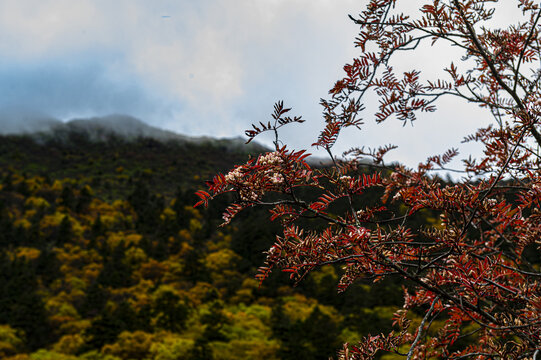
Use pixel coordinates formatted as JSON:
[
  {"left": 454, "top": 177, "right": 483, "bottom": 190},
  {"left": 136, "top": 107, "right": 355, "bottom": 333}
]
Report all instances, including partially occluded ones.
[{"left": 198, "top": 1, "right": 541, "bottom": 359}]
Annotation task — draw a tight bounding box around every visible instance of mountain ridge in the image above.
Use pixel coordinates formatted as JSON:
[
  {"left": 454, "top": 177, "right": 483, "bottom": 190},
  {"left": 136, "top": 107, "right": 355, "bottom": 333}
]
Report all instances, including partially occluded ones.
[{"left": 0, "top": 112, "right": 267, "bottom": 152}]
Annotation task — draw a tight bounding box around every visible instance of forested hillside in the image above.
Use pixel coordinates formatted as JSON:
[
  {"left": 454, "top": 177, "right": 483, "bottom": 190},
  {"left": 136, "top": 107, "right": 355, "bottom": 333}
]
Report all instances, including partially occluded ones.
[{"left": 0, "top": 131, "right": 408, "bottom": 360}]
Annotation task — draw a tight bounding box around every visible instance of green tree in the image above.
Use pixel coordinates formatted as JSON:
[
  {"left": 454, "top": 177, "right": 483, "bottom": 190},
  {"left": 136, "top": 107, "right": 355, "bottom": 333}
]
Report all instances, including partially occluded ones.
[
  {"left": 152, "top": 287, "right": 191, "bottom": 333},
  {"left": 97, "top": 241, "right": 133, "bottom": 288},
  {"left": 0, "top": 253, "right": 52, "bottom": 350}
]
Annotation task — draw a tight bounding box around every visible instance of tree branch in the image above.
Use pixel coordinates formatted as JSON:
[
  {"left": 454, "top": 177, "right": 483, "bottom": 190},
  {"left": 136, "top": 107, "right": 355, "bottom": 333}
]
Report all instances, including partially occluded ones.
[{"left": 407, "top": 296, "right": 439, "bottom": 360}]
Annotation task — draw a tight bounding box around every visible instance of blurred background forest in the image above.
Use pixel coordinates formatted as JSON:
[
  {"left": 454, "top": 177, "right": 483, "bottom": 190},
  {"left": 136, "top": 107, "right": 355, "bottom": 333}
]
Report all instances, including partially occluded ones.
[{"left": 0, "top": 124, "right": 435, "bottom": 360}]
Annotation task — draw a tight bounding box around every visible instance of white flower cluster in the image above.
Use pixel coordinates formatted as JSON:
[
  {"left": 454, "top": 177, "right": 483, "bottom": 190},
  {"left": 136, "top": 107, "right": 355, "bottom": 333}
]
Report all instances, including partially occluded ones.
[
  {"left": 270, "top": 173, "right": 284, "bottom": 184},
  {"left": 222, "top": 152, "right": 287, "bottom": 203},
  {"left": 257, "top": 152, "right": 284, "bottom": 166},
  {"left": 259, "top": 152, "right": 285, "bottom": 186},
  {"left": 225, "top": 167, "right": 244, "bottom": 182},
  {"left": 239, "top": 189, "right": 259, "bottom": 202}
]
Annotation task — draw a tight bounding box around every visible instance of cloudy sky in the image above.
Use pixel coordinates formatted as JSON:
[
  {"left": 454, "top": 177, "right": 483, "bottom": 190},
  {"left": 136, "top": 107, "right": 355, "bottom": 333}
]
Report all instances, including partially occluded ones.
[{"left": 0, "top": 1, "right": 525, "bottom": 167}]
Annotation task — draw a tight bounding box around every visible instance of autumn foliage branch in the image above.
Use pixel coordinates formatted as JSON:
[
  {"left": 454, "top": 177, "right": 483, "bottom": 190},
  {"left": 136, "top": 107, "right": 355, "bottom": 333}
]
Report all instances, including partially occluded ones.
[{"left": 197, "top": 1, "right": 541, "bottom": 358}]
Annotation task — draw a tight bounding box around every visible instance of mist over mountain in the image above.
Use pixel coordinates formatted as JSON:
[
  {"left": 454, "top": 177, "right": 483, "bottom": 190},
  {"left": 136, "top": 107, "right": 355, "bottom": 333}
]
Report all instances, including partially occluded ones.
[
  {"left": 0, "top": 112, "right": 266, "bottom": 151},
  {"left": 55, "top": 114, "right": 192, "bottom": 142},
  {"left": 0, "top": 108, "right": 63, "bottom": 134},
  {"left": 0, "top": 111, "right": 336, "bottom": 165}
]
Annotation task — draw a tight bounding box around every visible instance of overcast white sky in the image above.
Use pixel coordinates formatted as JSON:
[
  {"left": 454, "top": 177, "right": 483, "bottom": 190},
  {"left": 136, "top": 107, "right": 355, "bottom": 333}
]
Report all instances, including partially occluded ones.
[{"left": 0, "top": 0, "right": 526, "bottom": 168}]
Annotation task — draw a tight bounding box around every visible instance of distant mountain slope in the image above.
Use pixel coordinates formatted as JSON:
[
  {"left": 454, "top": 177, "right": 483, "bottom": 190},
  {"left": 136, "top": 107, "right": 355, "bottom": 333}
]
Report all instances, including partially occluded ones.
[
  {"left": 60, "top": 114, "right": 192, "bottom": 142},
  {"left": 0, "top": 112, "right": 267, "bottom": 152},
  {"left": 0, "top": 120, "right": 269, "bottom": 200}
]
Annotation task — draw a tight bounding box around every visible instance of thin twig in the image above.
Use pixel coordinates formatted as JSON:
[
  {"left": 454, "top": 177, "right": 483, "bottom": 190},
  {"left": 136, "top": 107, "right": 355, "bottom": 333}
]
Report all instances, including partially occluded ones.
[{"left": 407, "top": 296, "right": 439, "bottom": 360}]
